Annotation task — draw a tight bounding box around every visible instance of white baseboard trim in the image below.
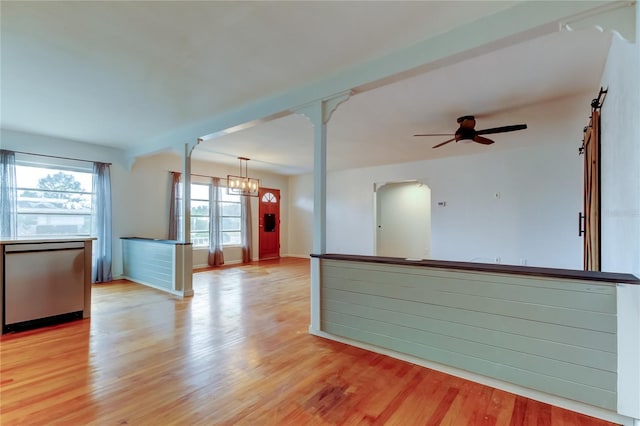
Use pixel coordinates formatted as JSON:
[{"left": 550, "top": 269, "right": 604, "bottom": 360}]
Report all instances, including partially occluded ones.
[
  {"left": 308, "top": 327, "right": 636, "bottom": 426},
  {"left": 121, "top": 275, "right": 184, "bottom": 298},
  {"left": 193, "top": 259, "right": 243, "bottom": 269},
  {"left": 284, "top": 253, "right": 311, "bottom": 259}
]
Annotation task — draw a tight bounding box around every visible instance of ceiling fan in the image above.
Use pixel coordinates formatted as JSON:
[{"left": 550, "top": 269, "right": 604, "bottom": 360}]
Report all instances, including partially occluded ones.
[{"left": 414, "top": 115, "right": 527, "bottom": 149}]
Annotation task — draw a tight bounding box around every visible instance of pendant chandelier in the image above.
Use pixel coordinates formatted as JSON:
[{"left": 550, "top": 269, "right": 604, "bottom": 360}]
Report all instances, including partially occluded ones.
[{"left": 227, "top": 157, "right": 260, "bottom": 197}]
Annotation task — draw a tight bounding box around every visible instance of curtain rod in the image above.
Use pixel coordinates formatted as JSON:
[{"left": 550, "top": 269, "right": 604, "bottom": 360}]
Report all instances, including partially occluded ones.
[
  {"left": 9, "top": 150, "right": 112, "bottom": 166},
  {"left": 169, "top": 171, "right": 223, "bottom": 180}
]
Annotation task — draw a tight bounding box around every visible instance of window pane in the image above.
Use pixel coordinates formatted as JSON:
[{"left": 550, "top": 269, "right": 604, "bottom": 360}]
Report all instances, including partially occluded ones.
[
  {"left": 16, "top": 166, "right": 92, "bottom": 193},
  {"left": 222, "top": 217, "right": 240, "bottom": 231},
  {"left": 221, "top": 202, "right": 240, "bottom": 216},
  {"left": 18, "top": 190, "right": 92, "bottom": 213},
  {"left": 223, "top": 231, "right": 241, "bottom": 245},
  {"left": 15, "top": 164, "right": 93, "bottom": 238},
  {"left": 191, "top": 184, "right": 209, "bottom": 200},
  {"left": 191, "top": 217, "right": 209, "bottom": 232},
  {"left": 191, "top": 232, "right": 209, "bottom": 247},
  {"left": 264, "top": 213, "right": 276, "bottom": 232},
  {"left": 17, "top": 214, "right": 91, "bottom": 236},
  {"left": 191, "top": 200, "right": 209, "bottom": 216},
  {"left": 220, "top": 191, "right": 240, "bottom": 202}
]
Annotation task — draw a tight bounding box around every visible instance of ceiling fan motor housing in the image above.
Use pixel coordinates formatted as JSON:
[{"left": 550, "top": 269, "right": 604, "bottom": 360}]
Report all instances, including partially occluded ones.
[
  {"left": 455, "top": 115, "right": 477, "bottom": 141},
  {"left": 455, "top": 127, "right": 476, "bottom": 141},
  {"left": 457, "top": 115, "right": 475, "bottom": 123}
]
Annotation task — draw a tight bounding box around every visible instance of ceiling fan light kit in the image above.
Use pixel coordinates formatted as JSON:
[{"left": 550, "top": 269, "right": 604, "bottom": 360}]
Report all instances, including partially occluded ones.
[{"left": 414, "top": 115, "right": 527, "bottom": 149}]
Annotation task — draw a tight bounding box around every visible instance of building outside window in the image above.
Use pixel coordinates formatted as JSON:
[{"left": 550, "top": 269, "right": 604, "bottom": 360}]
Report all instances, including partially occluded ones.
[{"left": 15, "top": 161, "right": 93, "bottom": 237}]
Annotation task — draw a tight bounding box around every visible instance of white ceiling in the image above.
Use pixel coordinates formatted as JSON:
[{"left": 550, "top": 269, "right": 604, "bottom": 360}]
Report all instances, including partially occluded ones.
[{"left": 0, "top": 1, "right": 616, "bottom": 175}]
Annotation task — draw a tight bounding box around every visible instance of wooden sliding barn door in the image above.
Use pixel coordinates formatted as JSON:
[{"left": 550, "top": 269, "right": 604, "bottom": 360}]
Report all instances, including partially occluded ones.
[
  {"left": 582, "top": 110, "right": 600, "bottom": 271},
  {"left": 580, "top": 89, "right": 606, "bottom": 271}
]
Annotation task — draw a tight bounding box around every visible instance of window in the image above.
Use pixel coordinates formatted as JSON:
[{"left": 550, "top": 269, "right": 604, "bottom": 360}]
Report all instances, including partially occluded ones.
[
  {"left": 15, "top": 162, "right": 94, "bottom": 237},
  {"left": 189, "top": 183, "right": 242, "bottom": 247},
  {"left": 190, "top": 184, "right": 209, "bottom": 247},
  {"left": 261, "top": 192, "right": 277, "bottom": 203},
  {"left": 220, "top": 190, "right": 241, "bottom": 245}
]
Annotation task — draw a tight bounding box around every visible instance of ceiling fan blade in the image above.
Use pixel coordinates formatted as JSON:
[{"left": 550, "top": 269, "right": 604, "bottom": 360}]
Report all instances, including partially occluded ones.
[
  {"left": 473, "top": 135, "right": 495, "bottom": 145},
  {"left": 432, "top": 137, "right": 456, "bottom": 149},
  {"left": 476, "top": 124, "right": 527, "bottom": 135},
  {"left": 413, "top": 133, "right": 454, "bottom": 137}
]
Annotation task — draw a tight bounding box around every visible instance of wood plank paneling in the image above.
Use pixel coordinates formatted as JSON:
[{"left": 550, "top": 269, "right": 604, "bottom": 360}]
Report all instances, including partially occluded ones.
[
  {"left": 122, "top": 239, "right": 174, "bottom": 290},
  {"left": 325, "top": 262, "right": 617, "bottom": 310},
  {"left": 322, "top": 287, "right": 616, "bottom": 352},
  {"left": 324, "top": 298, "right": 616, "bottom": 370},
  {"left": 320, "top": 259, "right": 618, "bottom": 411}
]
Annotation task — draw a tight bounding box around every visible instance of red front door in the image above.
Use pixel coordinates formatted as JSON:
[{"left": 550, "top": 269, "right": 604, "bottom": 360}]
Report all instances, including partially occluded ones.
[{"left": 258, "top": 188, "right": 280, "bottom": 259}]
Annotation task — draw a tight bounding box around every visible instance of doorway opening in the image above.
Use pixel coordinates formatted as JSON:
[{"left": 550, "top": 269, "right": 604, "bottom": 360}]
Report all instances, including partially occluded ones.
[{"left": 375, "top": 181, "right": 431, "bottom": 259}]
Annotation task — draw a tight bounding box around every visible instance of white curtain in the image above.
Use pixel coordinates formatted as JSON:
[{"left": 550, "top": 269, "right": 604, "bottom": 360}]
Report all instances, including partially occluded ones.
[
  {"left": 208, "top": 177, "right": 224, "bottom": 266},
  {"left": 0, "top": 150, "right": 17, "bottom": 238},
  {"left": 241, "top": 196, "right": 252, "bottom": 263},
  {"left": 168, "top": 172, "right": 183, "bottom": 241},
  {"left": 92, "top": 162, "right": 112, "bottom": 283}
]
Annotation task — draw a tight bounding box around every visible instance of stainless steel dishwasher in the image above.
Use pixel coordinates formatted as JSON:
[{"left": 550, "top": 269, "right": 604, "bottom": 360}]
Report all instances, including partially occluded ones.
[{"left": 3, "top": 241, "right": 85, "bottom": 332}]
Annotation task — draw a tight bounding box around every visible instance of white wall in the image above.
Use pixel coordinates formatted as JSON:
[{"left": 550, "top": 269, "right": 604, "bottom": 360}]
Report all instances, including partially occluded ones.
[
  {"left": 288, "top": 97, "right": 588, "bottom": 269},
  {"left": 600, "top": 7, "right": 640, "bottom": 421},
  {"left": 426, "top": 141, "right": 583, "bottom": 268},
  {"left": 287, "top": 173, "right": 314, "bottom": 258},
  {"left": 600, "top": 30, "right": 640, "bottom": 277}
]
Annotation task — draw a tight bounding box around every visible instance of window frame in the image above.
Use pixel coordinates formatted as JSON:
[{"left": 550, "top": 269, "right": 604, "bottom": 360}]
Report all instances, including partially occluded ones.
[
  {"left": 14, "top": 156, "right": 95, "bottom": 238},
  {"left": 219, "top": 189, "right": 242, "bottom": 247},
  {"left": 188, "top": 182, "right": 243, "bottom": 248},
  {"left": 189, "top": 183, "right": 210, "bottom": 248}
]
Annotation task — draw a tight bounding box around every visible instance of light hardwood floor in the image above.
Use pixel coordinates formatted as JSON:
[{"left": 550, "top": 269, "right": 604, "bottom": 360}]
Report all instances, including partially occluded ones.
[{"left": 0, "top": 257, "right": 617, "bottom": 425}]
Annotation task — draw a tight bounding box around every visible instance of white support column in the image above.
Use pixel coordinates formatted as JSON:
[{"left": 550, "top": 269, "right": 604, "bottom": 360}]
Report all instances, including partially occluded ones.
[
  {"left": 178, "top": 139, "right": 201, "bottom": 298},
  {"left": 295, "top": 91, "right": 351, "bottom": 333},
  {"left": 312, "top": 101, "right": 327, "bottom": 254},
  {"left": 182, "top": 142, "right": 192, "bottom": 245}
]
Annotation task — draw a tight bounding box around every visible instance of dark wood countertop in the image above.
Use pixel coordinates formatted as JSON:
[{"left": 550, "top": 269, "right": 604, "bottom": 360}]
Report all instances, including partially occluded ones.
[{"left": 310, "top": 253, "right": 640, "bottom": 285}]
